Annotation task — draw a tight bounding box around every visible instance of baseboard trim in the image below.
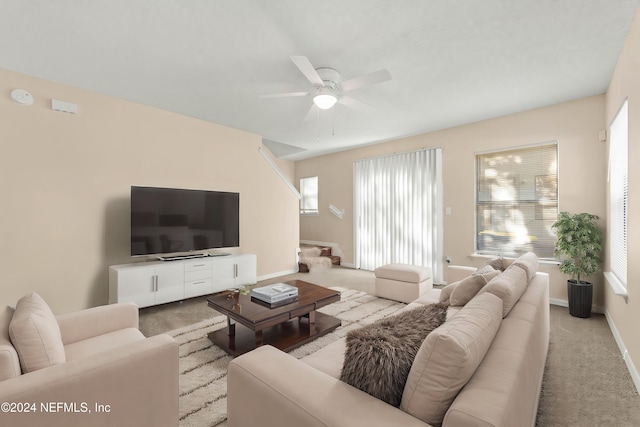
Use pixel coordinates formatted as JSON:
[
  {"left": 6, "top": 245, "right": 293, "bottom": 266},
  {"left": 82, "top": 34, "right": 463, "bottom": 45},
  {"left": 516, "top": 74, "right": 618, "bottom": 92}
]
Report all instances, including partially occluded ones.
[
  {"left": 549, "top": 297, "right": 568, "bottom": 308},
  {"left": 548, "top": 298, "right": 604, "bottom": 314},
  {"left": 604, "top": 309, "right": 640, "bottom": 395}
]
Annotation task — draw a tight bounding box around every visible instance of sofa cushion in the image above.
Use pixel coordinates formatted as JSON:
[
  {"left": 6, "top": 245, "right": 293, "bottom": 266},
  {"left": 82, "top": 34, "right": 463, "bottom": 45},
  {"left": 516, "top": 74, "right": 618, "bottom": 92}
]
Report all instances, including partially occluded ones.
[
  {"left": 301, "top": 338, "right": 347, "bottom": 379},
  {"left": 409, "top": 290, "right": 459, "bottom": 321},
  {"left": 0, "top": 306, "right": 21, "bottom": 380},
  {"left": 474, "top": 263, "right": 497, "bottom": 275},
  {"left": 484, "top": 256, "right": 505, "bottom": 271},
  {"left": 477, "top": 264, "right": 529, "bottom": 317},
  {"left": 64, "top": 328, "right": 145, "bottom": 361},
  {"left": 449, "top": 269, "right": 501, "bottom": 306},
  {"left": 400, "top": 293, "right": 503, "bottom": 426},
  {"left": 9, "top": 293, "right": 66, "bottom": 373},
  {"left": 410, "top": 289, "right": 442, "bottom": 307},
  {"left": 438, "top": 282, "right": 457, "bottom": 303},
  {"left": 340, "top": 302, "right": 448, "bottom": 407},
  {"left": 511, "top": 251, "right": 539, "bottom": 282}
]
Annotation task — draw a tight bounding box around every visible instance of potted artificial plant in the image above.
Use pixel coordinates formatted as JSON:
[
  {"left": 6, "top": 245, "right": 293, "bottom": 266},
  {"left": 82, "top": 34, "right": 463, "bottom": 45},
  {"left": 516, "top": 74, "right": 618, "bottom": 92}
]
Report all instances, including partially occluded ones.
[{"left": 551, "top": 212, "right": 602, "bottom": 318}]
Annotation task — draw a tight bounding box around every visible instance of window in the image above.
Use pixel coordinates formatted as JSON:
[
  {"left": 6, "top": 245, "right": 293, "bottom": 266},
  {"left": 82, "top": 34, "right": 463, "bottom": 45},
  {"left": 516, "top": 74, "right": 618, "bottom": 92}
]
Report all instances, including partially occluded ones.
[
  {"left": 476, "top": 143, "right": 558, "bottom": 258},
  {"left": 299, "top": 176, "right": 318, "bottom": 215},
  {"left": 607, "top": 100, "right": 628, "bottom": 290}
]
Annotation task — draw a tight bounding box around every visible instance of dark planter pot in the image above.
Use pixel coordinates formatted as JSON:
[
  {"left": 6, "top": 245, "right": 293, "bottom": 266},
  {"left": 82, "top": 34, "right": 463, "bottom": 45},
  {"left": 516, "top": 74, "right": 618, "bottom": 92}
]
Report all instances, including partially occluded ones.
[{"left": 567, "top": 279, "right": 593, "bottom": 318}]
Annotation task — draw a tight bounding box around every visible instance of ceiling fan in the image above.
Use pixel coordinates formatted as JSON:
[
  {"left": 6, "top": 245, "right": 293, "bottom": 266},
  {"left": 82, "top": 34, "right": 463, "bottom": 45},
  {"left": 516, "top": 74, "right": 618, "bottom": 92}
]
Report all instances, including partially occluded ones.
[{"left": 261, "top": 56, "right": 391, "bottom": 121}]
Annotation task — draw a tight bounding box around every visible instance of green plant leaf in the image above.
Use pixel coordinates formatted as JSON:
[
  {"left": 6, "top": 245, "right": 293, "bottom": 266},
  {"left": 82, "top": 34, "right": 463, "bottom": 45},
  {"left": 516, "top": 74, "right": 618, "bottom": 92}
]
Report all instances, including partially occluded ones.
[{"left": 551, "top": 211, "right": 602, "bottom": 282}]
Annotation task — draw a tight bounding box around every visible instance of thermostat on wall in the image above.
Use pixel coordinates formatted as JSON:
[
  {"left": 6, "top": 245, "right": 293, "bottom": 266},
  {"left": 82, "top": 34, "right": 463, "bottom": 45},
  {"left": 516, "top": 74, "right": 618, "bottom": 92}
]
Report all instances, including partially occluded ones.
[{"left": 11, "top": 89, "right": 33, "bottom": 106}]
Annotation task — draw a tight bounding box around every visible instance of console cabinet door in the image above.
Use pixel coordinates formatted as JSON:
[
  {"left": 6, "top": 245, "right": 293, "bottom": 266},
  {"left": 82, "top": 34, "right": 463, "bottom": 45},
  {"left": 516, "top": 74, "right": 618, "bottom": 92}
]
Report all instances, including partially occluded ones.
[
  {"left": 110, "top": 263, "right": 184, "bottom": 307},
  {"left": 154, "top": 263, "right": 186, "bottom": 305},
  {"left": 112, "top": 265, "right": 157, "bottom": 308},
  {"left": 212, "top": 257, "right": 236, "bottom": 292},
  {"left": 234, "top": 254, "right": 257, "bottom": 286}
]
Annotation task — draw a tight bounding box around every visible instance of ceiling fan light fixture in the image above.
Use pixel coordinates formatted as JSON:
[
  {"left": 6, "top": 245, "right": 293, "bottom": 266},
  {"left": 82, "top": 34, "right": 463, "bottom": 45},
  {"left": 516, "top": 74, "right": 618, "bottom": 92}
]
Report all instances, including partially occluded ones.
[{"left": 313, "top": 93, "right": 337, "bottom": 109}]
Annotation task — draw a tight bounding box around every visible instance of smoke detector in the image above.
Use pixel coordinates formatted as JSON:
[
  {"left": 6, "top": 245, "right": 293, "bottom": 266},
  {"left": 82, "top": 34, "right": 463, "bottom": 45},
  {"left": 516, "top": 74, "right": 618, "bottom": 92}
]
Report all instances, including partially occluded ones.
[{"left": 11, "top": 89, "right": 33, "bottom": 106}]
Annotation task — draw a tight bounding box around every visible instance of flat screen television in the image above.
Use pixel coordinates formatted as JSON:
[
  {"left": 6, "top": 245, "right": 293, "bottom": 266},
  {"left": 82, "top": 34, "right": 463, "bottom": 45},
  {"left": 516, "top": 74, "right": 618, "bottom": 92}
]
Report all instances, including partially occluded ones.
[{"left": 130, "top": 186, "right": 239, "bottom": 257}]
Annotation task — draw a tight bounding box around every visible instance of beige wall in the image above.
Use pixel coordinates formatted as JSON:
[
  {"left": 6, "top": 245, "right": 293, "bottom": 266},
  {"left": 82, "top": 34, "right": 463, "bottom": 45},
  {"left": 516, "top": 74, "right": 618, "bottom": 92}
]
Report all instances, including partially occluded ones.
[
  {"left": 604, "top": 7, "right": 640, "bottom": 389},
  {"left": 297, "top": 95, "right": 606, "bottom": 306},
  {"left": 1, "top": 69, "right": 299, "bottom": 314}
]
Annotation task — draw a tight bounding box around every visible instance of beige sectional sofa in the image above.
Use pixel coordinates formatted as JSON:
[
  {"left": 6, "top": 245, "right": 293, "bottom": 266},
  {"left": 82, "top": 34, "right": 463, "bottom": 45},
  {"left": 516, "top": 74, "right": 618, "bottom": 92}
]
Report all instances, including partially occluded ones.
[
  {"left": 227, "top": 253, "right": 549, "bottom": 427},
  {"left": 0, "top": 293, "right": 179, "bottom": 427}
]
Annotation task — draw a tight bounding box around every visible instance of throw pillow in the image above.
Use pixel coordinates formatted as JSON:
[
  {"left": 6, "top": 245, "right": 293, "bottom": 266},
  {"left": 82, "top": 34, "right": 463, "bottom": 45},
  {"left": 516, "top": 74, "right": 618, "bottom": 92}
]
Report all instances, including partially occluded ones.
[
  {"left": 473, "top": 264, "right": 496, "bottom": 275},
  {"left": 511, "top": 251, "right": 538, "bottom": 282},
  {"left": 400, "top": 293, "right": 503, "bottom": 426},
  {"left": 449, "top": 269, "right": 501, "bottom": 306},
  {"left": 477, "top": 264, "right": 528, "bottom": 317},
  {"left": 484, "top": 256, "right": 505, "bottom": 271},
  {"left": 340, "top": 302, "right": 449, "bottom": 407},
  {"left": 438, "top": 282, "right": 458, "bottom": 303},
  {"left": 9, "top": 292, "right": 66, "bottom": 373}
]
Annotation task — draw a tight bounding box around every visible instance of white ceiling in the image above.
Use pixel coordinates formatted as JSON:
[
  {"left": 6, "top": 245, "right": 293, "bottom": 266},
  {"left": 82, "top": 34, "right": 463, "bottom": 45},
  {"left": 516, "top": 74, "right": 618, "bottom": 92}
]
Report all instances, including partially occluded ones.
[{"left": 1, "top": 1, "right": 638, "bottom": 160}]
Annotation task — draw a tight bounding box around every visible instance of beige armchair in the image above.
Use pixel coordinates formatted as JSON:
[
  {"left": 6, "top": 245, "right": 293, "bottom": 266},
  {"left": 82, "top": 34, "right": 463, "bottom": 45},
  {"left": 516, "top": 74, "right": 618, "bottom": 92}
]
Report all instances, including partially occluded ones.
[{"left": 0, "top": 293, "right": 178, "bottom": 427}]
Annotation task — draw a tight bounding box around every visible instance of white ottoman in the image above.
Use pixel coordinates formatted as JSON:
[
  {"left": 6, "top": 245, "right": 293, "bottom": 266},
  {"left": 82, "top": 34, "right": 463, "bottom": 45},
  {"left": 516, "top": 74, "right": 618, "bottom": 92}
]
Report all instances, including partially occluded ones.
[{"left": 374, "top": 263, "right": 433, "bottom": 303}]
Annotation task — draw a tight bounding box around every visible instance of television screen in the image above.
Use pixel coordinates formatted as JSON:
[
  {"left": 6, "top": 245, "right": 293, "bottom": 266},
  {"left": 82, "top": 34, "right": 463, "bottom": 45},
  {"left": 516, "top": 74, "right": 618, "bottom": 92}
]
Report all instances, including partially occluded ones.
[{"left": 130, "top": 186, "right": 239, "bottom": 256}]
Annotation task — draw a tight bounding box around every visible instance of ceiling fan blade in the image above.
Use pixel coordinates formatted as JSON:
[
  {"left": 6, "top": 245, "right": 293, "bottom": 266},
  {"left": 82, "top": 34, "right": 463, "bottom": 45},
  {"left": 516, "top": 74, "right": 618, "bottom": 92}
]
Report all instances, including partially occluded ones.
[
  {"left": 290, "top": 56, "right": 325, "bottom": 86},
  {"left": 304, "top": 104, "right": 319, "bottom": 122},
  {"left": 338, "top": 96, "right": 375, "bottom": 111},
  {"left": 260, "top": 91, "right": 309, "bottom": 99},
  {"left": 341, "top": 69, "right": 391, "bottom": 92}
]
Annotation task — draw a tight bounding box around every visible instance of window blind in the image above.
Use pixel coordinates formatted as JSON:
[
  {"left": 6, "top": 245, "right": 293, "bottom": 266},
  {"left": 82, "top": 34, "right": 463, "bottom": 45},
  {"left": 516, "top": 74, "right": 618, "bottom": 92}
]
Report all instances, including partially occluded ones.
[
  {"left": 475, "top": 143, "right": 558, "bottom": 258},
  {"left": 608, "top": 100, "right": 628, "bottom": 287}
]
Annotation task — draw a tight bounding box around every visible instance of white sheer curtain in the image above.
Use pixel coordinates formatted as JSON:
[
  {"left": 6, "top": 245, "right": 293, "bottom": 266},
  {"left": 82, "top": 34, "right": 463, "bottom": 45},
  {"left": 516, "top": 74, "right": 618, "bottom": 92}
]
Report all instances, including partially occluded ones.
[{"left": 354, "top": 148, "right": 443, "bottom": 282}]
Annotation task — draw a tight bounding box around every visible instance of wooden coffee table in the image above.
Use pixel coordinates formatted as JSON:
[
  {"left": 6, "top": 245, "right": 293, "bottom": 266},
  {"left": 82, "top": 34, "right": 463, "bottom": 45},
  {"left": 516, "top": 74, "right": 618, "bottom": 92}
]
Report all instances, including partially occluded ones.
[{"left": 206, "top": 280, "right": 341, "bottom": 356}]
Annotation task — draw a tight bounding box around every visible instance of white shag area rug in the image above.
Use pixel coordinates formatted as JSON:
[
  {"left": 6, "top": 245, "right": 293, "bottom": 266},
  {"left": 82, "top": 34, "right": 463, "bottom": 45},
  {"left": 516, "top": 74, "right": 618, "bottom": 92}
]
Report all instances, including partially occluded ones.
[{"left": 167, "top": 287, "right": 405, "bottom": 427}]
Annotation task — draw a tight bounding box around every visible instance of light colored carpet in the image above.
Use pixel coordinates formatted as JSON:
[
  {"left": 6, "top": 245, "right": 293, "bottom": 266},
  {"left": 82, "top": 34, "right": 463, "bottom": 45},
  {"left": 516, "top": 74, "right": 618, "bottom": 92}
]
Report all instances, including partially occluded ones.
[
  {"left": 535, "top": 305, "right": 640, "bottom": 426},
  {"left": 166, "top": 287, "right": 405, "bottom": 427}
]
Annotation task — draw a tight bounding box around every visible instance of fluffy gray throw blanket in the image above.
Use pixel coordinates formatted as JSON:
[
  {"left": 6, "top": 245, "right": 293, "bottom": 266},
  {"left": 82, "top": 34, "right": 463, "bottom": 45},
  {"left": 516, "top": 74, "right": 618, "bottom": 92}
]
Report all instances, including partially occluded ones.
[{"left": 340, "top": 302, "right": 449, "bottom": 407}]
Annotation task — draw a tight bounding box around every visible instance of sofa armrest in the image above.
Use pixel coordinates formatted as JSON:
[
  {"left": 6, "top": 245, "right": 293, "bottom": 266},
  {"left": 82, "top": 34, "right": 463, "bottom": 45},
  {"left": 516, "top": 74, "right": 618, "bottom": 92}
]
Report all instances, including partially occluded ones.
[
  {"left": 56, "top": 302, "right": 139, "bottom": 345},
  {"left": 446, "top": 265, "right": 476, "bottom": 284},
  {"left": 0, "top": 334, "right": 178, "bottom": 427},
  {"left": 228, "top": 345, "right": 429, "bottom": 427}
]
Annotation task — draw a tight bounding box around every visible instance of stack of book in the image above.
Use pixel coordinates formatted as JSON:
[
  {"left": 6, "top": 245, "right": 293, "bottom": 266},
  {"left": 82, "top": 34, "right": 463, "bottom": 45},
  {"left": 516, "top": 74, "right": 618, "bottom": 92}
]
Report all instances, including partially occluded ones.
[{"left": 250, "top": 283, "right": 298, "bottom": 307}]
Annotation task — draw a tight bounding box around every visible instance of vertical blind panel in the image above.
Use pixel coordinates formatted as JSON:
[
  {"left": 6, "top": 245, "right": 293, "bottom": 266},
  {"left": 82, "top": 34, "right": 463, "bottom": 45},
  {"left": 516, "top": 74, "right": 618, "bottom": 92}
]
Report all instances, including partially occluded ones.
[
  {"left": 609, "top": 100, "right": 628, "bottom": 286},
  {"left": 354, "top": 148, "right": 442, "bottom": 282},
  {"left": 476, "top": 143, "right": 558, "bottom": 258}
]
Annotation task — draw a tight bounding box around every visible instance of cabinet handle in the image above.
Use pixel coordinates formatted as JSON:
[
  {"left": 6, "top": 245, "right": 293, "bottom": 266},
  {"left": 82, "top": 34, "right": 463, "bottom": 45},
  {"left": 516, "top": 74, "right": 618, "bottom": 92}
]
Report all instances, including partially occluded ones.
[
  {"left": 192, "top": 281, "right": 205, "bottom": 285},
  {"left": 154, "top": 275, "right": 158, "bottom": 292},
  {"left": 234, "top": 264, "right": 238, "bottom": 278},
  {"left": 193, "top": 264, "right": 205, "bottom": 268}
]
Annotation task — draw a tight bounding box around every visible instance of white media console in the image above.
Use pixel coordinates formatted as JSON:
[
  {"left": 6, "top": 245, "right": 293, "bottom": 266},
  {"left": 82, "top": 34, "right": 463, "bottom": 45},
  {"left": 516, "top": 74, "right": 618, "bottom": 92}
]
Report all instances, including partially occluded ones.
[{"left": 109, "top": 253, "right": 257, "bottom": 308}]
